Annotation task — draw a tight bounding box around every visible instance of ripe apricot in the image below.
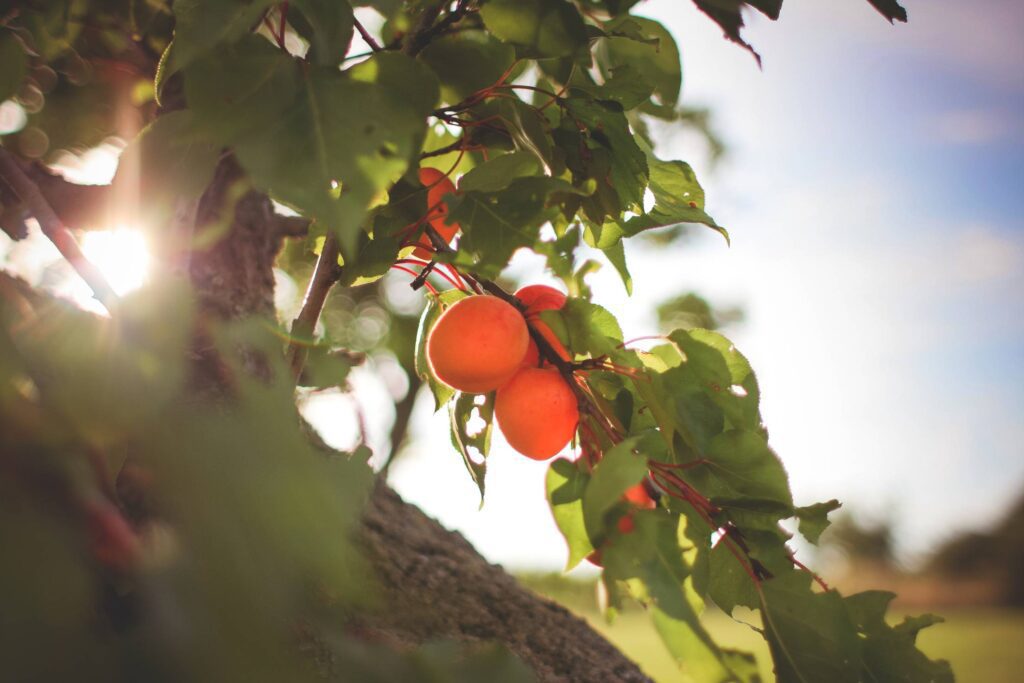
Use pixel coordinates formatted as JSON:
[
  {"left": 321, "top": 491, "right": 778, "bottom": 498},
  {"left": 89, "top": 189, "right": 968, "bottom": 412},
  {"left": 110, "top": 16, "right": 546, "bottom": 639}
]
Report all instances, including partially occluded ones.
[
  {"left": 516, "top": 284, "right": 566, "bottom": 314},
  {"left": 495, "top": 367, "right": 578, "bottom": 460},
  {"left": 514, "top": 284, "right": 571, "bottom": 365},
  {"left": 414, "top": 167, "right": 459, "bottom": 259},
  {"left": 623, "top": 482, "right": 657, "bottom": 510},
  {"left": 427, "top": 295, "right": 529, "bottom": 394}
]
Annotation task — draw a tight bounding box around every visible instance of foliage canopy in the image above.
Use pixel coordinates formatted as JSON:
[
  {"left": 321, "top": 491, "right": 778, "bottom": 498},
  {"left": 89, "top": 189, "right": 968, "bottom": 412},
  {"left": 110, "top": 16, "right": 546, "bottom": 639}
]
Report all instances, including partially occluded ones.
[{"left": 0, "top": 0, "right": 953, "bottom": 681}]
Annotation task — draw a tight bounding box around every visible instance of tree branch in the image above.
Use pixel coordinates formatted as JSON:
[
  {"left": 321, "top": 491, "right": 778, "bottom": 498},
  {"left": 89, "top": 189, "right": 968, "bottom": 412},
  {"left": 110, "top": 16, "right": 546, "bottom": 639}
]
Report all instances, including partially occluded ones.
[
  {"left": 0, "top": 160, "right": 112, "bottom": 234},
  {"left": 272, "top": 214, "right": 311, "bottom": 237},
  {"left": 286, "top": 233, "right": 342, "bottom": 380},
  {"left": 0, "top": 149, "right": 119, "bottom": 311}
]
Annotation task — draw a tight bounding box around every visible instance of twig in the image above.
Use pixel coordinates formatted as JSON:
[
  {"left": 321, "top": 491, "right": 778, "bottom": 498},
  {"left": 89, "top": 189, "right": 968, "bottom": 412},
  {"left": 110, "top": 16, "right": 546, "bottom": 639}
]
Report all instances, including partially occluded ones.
[
  {"left": 401, "top": 1, "right": 445, "bottom": 56},
  {"left": 273, "top": 214, "right": 312, "bottom": 237},
  {"left": 353, "top": 17, "right": 382, "bottom": 52},
  {"left": 0, "top": 148, "right": 119, "bottom": 311},
  {"left": 380, "top": 374, "right": 422, "bottom": 477},
  {"left": 286, "top": 233, "right": 342, "bottom": 380}
]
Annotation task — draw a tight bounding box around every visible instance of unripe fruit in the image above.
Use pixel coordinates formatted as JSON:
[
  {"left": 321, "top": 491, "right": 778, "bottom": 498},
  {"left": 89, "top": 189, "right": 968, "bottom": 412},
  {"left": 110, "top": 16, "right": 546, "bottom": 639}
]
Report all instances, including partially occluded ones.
[
  {"left": 495, "top": 367, "right": 578, "bottom": 460},
  {"left": 514, "top": 284, "right": 571, "bottom": 365},
  {"left": 427, "top": 296, "right": 529, "bottom": 393},
  {"left": 414, "top": 167, "right": 459, "bottom": 259}
]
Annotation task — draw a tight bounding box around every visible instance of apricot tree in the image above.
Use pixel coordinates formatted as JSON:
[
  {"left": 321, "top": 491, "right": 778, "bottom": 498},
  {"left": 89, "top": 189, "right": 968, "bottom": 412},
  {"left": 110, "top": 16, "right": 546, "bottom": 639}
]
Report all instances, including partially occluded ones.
[{"left": 0, "top": 1, "right": 954, "bottom": 681}]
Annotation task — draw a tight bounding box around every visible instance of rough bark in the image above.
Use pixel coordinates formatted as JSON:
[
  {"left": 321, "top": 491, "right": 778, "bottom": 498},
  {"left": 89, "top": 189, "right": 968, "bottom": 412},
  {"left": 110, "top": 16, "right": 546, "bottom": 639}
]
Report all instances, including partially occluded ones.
[
  {"left": 180, "top": 164, "right": 651, "bottom": 681},
  {"left": 358, "top": 484, "right": 651, "bottom": 682}
]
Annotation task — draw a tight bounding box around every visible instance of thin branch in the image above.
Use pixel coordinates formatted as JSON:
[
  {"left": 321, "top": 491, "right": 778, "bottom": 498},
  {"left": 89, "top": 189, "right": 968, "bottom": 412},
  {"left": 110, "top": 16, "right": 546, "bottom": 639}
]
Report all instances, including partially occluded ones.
[
  {"left": 353, "top": 17, "right": 382, "bottom": 52},
  {"left": 0, "top": 149, "right": 119, "bottom": 311},
  {"left": 273, "top": 214, "right": 312, "bottom": 237},
  {"left": 286, "top": 233, "right": 342, "bottom": 380},
  {"left": 380, "top": 374, "right": 422, "bottom": 477},
  {"left": 401, "top": 1, "right": 445, "bottom": 57}
]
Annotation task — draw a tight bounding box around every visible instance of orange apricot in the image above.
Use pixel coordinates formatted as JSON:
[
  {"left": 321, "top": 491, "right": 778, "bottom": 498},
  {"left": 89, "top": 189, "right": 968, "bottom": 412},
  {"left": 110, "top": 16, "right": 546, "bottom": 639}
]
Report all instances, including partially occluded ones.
[
  {"left": 414, "top": 167, "right": 459, "bottom": 259},
  {"left": 427, "top": 295, "right": 529, "bottom": 394},
  {"left": 515, "top": 284, "right": 566, "bottom": 315},
  {"left": 514, "top": 284, "right": 571, "bottom": 364},
  {"left": 495, "top": 367, "right": 578, "bottom": 460},
  {"left": 623, "top": 482, "right": 657, "bottom": 510}
]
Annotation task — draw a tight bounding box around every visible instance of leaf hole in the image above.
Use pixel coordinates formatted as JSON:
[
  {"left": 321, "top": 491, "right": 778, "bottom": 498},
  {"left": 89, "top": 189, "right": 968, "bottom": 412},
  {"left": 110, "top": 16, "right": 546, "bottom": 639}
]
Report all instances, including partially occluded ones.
[
  {"left": 729, "top": 384, "right": 748, "bottom": 397},
  {"left": 465, "top": 408, "right": 487, "bottom": 438}
]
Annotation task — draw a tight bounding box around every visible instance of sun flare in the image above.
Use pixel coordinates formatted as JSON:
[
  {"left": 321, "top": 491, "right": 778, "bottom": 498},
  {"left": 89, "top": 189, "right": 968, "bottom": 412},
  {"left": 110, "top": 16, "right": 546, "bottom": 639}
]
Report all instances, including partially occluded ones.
[{"left": 80, "top": 228, "right": 151, "bottom": 296}]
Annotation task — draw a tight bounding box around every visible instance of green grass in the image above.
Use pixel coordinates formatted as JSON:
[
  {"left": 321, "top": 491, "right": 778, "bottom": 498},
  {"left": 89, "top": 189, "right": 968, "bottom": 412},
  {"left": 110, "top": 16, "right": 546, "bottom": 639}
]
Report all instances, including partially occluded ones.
[{"left": 518, "top": 575, "right": 1024, "bottom": 682}]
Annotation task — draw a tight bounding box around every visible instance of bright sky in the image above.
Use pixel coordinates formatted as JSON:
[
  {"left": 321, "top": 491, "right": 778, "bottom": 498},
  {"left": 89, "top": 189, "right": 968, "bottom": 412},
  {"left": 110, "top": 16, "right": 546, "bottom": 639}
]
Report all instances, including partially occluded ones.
[
  {"left": 2, "top": 0, "right": 1020, "bottom": 573},
  {"left": 385, "top": 0, "right": 1024, "bottom": 571}
]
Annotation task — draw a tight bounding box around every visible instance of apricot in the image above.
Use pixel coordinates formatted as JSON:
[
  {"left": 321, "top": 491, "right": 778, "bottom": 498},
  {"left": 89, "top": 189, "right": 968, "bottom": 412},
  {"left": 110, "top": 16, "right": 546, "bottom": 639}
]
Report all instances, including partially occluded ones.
[
  {"left": 427, "top": 295, "right": 529, "bottom": 394},
  {"left": 516, "top": 284, "right": 566, "bottom": 314},
  {"left": 414, "top": 167, "right": 459, "bottom": 259},
  {"left": 514, "top": 284, "right": 571, "bottom": 365},
  {"left": 495, "top": 367, "right": 578, "bottom": 460},
  {"left": 623, "top": 482, "right": 657, "bottom": 510}
]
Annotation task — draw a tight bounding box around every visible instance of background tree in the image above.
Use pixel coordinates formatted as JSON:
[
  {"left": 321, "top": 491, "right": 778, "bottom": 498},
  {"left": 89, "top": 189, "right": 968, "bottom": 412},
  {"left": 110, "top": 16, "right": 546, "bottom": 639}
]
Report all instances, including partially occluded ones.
[{"left": 1, "top": 1, "right": 953, "bottom": 681}]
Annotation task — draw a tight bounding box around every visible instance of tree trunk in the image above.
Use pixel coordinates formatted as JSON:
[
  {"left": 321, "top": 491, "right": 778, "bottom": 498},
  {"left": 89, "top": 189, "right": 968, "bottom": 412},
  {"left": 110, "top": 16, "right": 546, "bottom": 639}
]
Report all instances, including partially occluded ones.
[{"left": 180, "top": 161, "right": 651, "bottom": 682}]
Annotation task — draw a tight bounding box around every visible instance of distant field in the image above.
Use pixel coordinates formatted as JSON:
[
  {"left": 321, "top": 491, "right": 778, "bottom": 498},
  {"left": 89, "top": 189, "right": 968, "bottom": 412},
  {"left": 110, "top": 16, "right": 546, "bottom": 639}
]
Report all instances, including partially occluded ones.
[{"left": 519, "top": 576, "right": 1024, "bottom": 682}]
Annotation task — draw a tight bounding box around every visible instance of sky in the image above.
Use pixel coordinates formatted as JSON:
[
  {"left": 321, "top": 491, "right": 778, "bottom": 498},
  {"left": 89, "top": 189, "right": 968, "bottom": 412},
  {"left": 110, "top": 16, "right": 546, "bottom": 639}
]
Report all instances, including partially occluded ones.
[
  {"left": 2, "top": 0, "right": 1021, "bottom": 573},
  {"left": 384, "top": 0, "right": 1024, "bottom": 571}
]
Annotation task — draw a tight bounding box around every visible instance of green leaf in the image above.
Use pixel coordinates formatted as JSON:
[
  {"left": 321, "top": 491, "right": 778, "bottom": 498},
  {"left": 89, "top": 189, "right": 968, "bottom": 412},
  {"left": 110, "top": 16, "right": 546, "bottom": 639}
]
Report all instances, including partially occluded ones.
[
  {"left": 447, "top": 176, "right": 583, "bottom": 278},
  {"left": 0, "top": 31, "right": 27, "bottom": 104},
  {"left": 114, "top": 111, "right": 221, "bottom": 223},
  {"left": 582, "top": 437, "right": 647, "bottom": 538},
  {"left": 843, "top": 592, "right": 954, "bottom": 682},
  {"left": 707, "top": 539, "right": 760, "bottom": 613},
  {"left": 299, "top": 346, "right": 355, "bottom": 389},
  {"left": 580, "top": 63, "right": 655, "bottom": 110},
  {"left": 622, "top": 143, "right": 728, "bottom": 244},
  {"left": 458, "top": 152, "right": 542, "bottom": 193},
  {"left": 546, "top": 457, "right": 595, "bottom": 569},
  {"left": 419, "top": 31, "right": 516, "bottom": 102},
  {"left": 844, "top": 590, "right": 897, "bottom": 634},
  {"left": 563, "top": 97, "right": 649, "bottom": 212},
  {"left": 480, "top": 0, "right": 588, "bottom": 59},
  {"left": 600, "top": 238, "right": 632, "bottom": 295},
  {"left": 598, "top": 16, "right": 681, "bottom": 106},
  {"left": 669, "top": 328, "right": 760, "bottom": 431},
  {"left": 170, "top": 0, "right": 276, "bottom": 71},
  {"left": 685, "top": 429, "right": 793, "bottom": 508},
  {"left": 795, "top": 499, "right": 841, "bottom": 544},
  {"left": 691, "top": 0, "right": 782, "bottom": 64},
  {"left": 555, "top": 298, "right": 623, "bottom": 357},
  {"left": 291, "top": 0, "right": 355, "bottom": 66},
  {"left": 603, "top": 512, "right": 759, "bottom": 682},
  {"left": 449, "top": 392, "right": 495, "bottom": 504},
  {"left": 761, "top": 571, "right": 862, "bottom": 683},
  {"left": 865, "top": 0, "right": 909, "bottom": 23},
  {"left": 414, "top": 289, "right": 468, "bottom": 410},
  {"left": 497, "top": 98, "right": 556, "bottom": 169},
  {"left": 186, "top": 39, "right": 439, "bottom": 255}
]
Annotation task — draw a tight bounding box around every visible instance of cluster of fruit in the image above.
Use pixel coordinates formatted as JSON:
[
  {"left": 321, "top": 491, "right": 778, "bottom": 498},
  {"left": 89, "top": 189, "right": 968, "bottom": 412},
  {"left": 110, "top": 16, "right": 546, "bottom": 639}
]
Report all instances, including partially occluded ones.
[
  {"left": 411, "top": 168, "right": 657, "bottom": 564},
  {"left": 426, "top": 285, "right": 577, "bottom": 460}
]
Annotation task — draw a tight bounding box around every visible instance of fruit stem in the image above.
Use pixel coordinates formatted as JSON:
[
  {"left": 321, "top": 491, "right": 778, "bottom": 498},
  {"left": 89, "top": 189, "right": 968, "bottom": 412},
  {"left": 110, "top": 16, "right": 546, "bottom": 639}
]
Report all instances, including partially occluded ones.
[{"left": 391, "top": 264, "right": 439, "bottom": 295}]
